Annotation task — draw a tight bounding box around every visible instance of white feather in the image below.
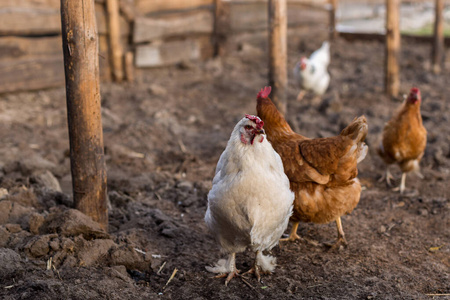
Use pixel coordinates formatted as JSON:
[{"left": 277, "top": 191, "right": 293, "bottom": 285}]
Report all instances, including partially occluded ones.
[
  {"left": 256, "top": 251, "right": 277, "bottom": 273},
  {"left": 205, "top": 258, "right": 231, "bottom": 274}
]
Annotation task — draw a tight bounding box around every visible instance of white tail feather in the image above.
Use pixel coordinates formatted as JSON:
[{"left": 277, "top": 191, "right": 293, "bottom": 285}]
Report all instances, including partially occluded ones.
[{"left": 357, "top": 144, "right": 368, "bottom": 163}]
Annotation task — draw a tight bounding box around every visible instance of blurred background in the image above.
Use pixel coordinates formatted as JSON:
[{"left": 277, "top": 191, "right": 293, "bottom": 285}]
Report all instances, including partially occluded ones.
[{"left": 1, "top": 0, "right": 449, "bottom": 93}]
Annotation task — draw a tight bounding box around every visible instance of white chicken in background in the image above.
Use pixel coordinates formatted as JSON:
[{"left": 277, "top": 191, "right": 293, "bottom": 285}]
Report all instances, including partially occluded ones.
[
  {"left": 205, "top": 101, "right": 294, "bottom": 286},
  {"left": 293, "top": 41, "right": 330, "bottom": 102}
]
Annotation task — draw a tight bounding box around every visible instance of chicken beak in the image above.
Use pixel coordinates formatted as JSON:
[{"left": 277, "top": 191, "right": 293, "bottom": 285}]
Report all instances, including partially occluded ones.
[{"left": 257, "top": 128, "right": 265, "bottom": 135}]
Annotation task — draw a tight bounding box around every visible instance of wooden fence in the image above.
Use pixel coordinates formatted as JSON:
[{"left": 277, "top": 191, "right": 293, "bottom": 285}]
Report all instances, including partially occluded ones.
[{"left": 0, "top": 0, "right": 329, "bottom": 93}]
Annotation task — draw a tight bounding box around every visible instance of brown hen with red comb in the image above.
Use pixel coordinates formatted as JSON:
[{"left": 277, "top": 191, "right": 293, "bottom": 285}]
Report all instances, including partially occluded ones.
[{"left": 378, "top": 87, "right": 427, "bottom": 194}]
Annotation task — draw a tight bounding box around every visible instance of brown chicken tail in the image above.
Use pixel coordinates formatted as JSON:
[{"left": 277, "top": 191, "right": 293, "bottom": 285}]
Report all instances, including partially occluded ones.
[
  {"left": 340, "top": 116, "right": 369, "bottom": 164},
  {"left": 340, "top": 116, "right": 368, "bottom": 143}
]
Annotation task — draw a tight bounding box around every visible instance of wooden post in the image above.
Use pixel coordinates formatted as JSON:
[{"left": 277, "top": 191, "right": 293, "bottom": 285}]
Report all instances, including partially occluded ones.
[
  {"left": 432, "top": 0, "right": 444, "bottom": 74},
  {"left": 106, "top": 0, "right": 124, "bottom": 82},
  {"left": 385, "top": 0, "right": 400, "bottom": 97},
  {"left": 213, "top": 0, "right": 227, "bottom": 57},
  {"left": 125, "top": 51, "right": 134, "bottom": 82},
  {"left": 268, "top": 0, "right": 288, "bottom": 115},
  {"left": 60, "top": 0, "right": 108, "bottom": 230},
  {"left": 329, "top": 0, "right": 338, "bottom": 40}
]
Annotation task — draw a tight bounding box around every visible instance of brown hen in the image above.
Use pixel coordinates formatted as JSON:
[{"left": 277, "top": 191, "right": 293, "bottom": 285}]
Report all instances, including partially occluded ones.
[
  {"left": 378, "top": 87, "right": 427, "bottom": 194},
  {"left": 256, "top": 86, "right": 368, "bottom": 247}
]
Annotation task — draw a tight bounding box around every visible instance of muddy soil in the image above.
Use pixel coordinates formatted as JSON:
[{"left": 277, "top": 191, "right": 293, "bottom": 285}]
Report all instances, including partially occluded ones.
[{"left": 0, "top": 31, "right": 449, "bottom": 300}]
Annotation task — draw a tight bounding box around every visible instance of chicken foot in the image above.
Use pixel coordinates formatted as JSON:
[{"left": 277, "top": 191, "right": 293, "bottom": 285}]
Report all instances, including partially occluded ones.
[
  {"left": 280, "top": 222, "right": 301, "bottom": 242},
  {"left": 242, "top": 251, "right": 273, "bottom": 283},
  {"left": 378, "top": 167, "right": 394, "bottom": 186},
  {"left": 392, "top": 172, "right": 407, "bottom": 194},
  {"left": 280, "top": 222, "right": 321, "bottom": 246},
  {"left": 325, "top": 217, "right": 348, "bottom": 249},
  {"left": 211, "top": 253, "right": 240, "bottom": 286}
]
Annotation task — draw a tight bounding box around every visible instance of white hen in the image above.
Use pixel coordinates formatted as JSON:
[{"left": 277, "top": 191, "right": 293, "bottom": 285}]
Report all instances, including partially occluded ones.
[
  {"left": 205, "top": 109, "right": 293, "bottom": 286},
  {"left": 293, "top": 41, "right": 330, "bottom": 101}
]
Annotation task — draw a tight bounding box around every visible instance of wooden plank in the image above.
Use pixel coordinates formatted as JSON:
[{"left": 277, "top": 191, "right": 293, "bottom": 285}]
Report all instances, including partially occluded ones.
[
  {"left": 0, "top": 36, "right": 61, "bottom": 61},
  {"left": 61, "top": 0, "right": 108, "bottom": 230},
  {"left": 133, "top": 10, "right": 214, "bottom": 43},
  {"left": 0, "top": 5, "right": 61, "bottom": 35},
  {"left": 135, "top": 0, "right": 213, "bottom": 15},
  {"left": 0, "top": 57, "right": 64, "bottom": 93},
  {"left": 226, "top": 1, "right": 327, "bottom": 33},
  {"left": 287, "top": 3, "right": 328, "bottom": 26},
  {"left": 0, "top": 1, "right": 128, "bottom": 36},
  {"left": 0, "top": 35, "right": 110, "bottom": 79},
  {"left": 385, "top": 0, "right": 400, "bottom": 97},
  {"left": 135, "top": 38, "right": 212, "bottom": 68},
  {"left": 268, "top": 0, "right": 288, "bottom": 115},
  {"left": 0, "top": 0, "right": 60, "bottom": 9},
  {"left": 339, "top": 31, "right": 450, "bottom": 46}
]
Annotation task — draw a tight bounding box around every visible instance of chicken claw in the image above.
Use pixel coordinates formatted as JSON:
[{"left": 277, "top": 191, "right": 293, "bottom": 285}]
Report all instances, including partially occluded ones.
[
  {"left": 378, "top": 167, "right": 394, "bottom": 186},
  {"left": 214, "top": 270, "right": 240, "bottom": 286},
  {"left": 242, "top": 266, "right": 262, "bottom": 283},
  {"left": 279, "top": 222, "right": 301, "bottom": 242},
  {"left": 242, "top": 251, "right": 274, "bottom": 283}
]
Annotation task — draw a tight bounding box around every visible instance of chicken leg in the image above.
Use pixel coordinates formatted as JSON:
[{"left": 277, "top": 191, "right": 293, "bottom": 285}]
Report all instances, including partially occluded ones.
[
  {"left": 242, "top": 251, "right": 263, "bottom": 282},
  {"left": 296, "top": 90, "right": 306, "bottom": 101},
  {"left": 334, "top": 217, "right": 348, "bottom": 247},
  {"left": 324, "top": 217, "right": 348, "bottom": 249},
  {"left": 378, "top": 167, "right": 394, "bottom": 186},
  {"left": 242, "top": 251, "right": 276, "bottom": 283},
  {"left": 392, "top": 172, "right": 407, "bottom": 194},
  {"left": 280, "top": 222, "right": 301, "bottom": 242},
  {"left": 209, "top": 253, "right": 240, "bottom": 286}
]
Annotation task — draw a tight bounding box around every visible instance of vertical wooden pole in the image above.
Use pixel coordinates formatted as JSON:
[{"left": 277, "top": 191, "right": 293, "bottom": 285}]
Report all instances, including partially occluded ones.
[
  {"left": 268, "top": 0, "right": 288, "bottom": 115},
  {"left": 213, "top": 0, "right": 227, "bottom": 57},
  {"left": 106, "top": 0, "right": 124, "bottom": 82},
  {"left": 329, "top": 0, "right": 338, "bottom": 40},
  {"left": 125, "top": 51, "right": 134, "bottom": 82},
  {"left": 432, "top": 0, "right": 444, "bottom": 74},
  {"left": 60, "top": 0, "right": 108, "bottom": 230},
  {"left": 385, "top": 0, "right": 400, "bottom": 97}
]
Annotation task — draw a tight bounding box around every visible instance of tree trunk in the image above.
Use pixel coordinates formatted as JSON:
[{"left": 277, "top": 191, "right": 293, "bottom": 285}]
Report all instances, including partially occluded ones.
[
  {"left": 60, "top": 0, "right": 108, "bottom": 231},
  {"left": 432, "top": 0, "right": 444, "bottom": 74},
  {"left": 385, "top": 0, "right": 400, "bottom": 97},
  {"left": 268, "top": 0, "right": 288, "bottom": 115}
]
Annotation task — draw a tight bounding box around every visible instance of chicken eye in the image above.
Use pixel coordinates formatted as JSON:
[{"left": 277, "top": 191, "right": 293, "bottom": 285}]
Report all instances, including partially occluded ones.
[{"left": 244, "top": 125, "right": 253, "bottom": 130}]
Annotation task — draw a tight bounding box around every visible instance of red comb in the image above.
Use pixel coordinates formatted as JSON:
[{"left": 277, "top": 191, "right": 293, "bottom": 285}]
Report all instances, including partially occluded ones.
[
  {"left": 245, "top": 114, "right": 264, "bottom": 129},
  {"left": 410, "top": 87, "right": 420, "bottom": 94},
  {"left": 257, "top": 86, "right": 272, "bottom": 99}
]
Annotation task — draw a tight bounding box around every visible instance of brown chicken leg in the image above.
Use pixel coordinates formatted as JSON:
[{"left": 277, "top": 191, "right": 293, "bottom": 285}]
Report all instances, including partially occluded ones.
[{"left": 280, "top": 222, "right": 301, "bottom": 242}]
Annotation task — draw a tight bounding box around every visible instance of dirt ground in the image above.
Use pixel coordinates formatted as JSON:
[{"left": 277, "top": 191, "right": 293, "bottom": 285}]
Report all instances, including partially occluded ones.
[{"left": 0, "top": 30, "right": 449, "bottom": 300}]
